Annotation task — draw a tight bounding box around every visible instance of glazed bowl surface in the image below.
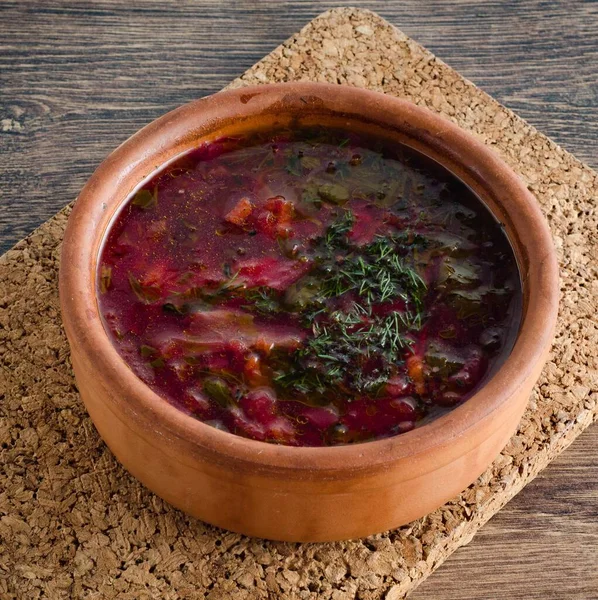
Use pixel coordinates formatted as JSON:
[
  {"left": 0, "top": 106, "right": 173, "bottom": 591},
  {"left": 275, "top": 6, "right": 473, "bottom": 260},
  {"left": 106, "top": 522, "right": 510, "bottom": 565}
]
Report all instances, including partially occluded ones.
[{"left": 59, "top": 82, "right": 558, "bottom": 542}]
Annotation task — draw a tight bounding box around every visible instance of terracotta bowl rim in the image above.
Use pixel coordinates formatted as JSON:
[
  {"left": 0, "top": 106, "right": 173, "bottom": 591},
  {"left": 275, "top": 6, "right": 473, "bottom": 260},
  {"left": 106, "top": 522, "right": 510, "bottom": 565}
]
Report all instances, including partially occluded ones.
[{"left": 59, "top": 82, "right": 559, "bottom": 476}]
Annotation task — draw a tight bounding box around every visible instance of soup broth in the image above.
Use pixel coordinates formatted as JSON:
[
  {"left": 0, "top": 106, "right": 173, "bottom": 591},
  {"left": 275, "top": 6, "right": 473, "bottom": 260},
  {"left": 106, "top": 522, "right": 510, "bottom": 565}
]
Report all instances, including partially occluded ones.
[{"left": 98, "top": 127, "right": 521, "bottom": 447}]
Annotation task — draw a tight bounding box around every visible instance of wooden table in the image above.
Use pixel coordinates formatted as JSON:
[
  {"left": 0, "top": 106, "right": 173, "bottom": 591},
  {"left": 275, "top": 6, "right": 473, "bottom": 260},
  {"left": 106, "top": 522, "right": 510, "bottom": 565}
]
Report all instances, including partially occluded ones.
[{"left": 2, "top": 2, "right": 597, "bottom": 597}]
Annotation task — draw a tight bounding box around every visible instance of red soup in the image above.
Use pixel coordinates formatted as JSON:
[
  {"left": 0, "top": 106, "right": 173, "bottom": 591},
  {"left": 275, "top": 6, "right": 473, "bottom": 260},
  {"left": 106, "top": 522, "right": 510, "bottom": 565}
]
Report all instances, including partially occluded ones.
[{"left": 98, "top": 128, "right": 522, "bottom": 447}]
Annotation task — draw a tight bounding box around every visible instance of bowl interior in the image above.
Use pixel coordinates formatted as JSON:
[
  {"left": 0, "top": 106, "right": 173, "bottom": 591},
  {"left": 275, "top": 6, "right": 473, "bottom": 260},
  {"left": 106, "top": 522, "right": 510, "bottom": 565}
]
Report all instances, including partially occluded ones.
[{"left": 96, "top": 120, "right": 524, "bottom": 430}]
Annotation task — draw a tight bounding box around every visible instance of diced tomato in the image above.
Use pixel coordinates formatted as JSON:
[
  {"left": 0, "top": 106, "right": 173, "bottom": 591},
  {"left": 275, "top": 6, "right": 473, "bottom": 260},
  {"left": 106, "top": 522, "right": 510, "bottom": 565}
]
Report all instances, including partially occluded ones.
[
  {"left": 264, "top": 196, "right": 292, "bottom": 217},
  {"left": 254, "top": 336, "right": 275, "bottom": 355},
  {"left": 406, "top": 354, "right": 426, "bottom": 396},
  {"left": 255, "top": 196, "right": 295, "bottom": 238},
  {"left": 243, "top": 352, "right": 270, "bottom": 386},
  {"left": 128, "top": 261, "right": 178, "bottom": 304},
  {"left": 255, "top": 209, "right": 276, "bottom": 235},
  {"left": 225, "top": 197, "right": 254, "bottom": 226},
  {"left": 276, "top": 224, "right": 293, "bottom": 239}
]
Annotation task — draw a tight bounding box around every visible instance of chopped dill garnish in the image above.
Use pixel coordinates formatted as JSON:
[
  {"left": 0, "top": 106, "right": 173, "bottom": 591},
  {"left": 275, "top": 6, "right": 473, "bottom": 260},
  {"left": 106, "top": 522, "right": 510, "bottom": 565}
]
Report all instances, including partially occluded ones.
[
  {"left": 179, "top": 207, "right": 428, "bottom": 397},
  {"left": 242, "top": 287, "right": 282, "bottom": 315},
  {"left": 271, "top": 210, "right": 428, "bottom": 396},
  {"left": 324, "top": 209, "right": 354, "bottom": 250}
]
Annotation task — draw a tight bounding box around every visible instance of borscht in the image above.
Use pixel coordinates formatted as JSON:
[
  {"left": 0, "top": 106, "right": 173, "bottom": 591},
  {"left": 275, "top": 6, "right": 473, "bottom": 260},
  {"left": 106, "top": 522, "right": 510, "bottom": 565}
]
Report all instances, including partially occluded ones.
[{"left": 98, "top": 127, "right": 521, "bottom": 447}]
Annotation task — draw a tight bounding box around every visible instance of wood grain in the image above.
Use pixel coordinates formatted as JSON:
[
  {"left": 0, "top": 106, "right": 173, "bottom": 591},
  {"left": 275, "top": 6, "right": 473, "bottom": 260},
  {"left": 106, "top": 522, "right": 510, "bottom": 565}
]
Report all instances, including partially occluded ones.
[
  {"left": 1, "top": 2, "right": 597, "bottom": 598},
  {"left": 2, "top": 0, "right": 597, "bottom": 253}
]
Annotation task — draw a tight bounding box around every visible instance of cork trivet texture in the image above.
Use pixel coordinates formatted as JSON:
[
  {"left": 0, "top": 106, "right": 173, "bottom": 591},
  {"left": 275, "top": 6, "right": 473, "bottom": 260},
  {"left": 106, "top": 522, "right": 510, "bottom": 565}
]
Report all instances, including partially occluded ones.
[{"left": 1, "top": 7, "right": 597, "bottom": 600}]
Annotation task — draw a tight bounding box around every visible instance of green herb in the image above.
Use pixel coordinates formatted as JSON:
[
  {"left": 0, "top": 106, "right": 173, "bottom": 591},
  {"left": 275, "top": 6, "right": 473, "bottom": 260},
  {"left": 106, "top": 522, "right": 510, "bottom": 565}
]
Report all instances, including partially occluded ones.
[
  {"left": 243, "top": 287, "right": 282, "bottom": 315},
  {"left": 198, "top": 270, "right": 244, "bottom": 303},
  {"left": 203, "top": 376, "right": 235, "bottom": 408},
  {"left": 284, "top": 277, "right": 322, "bottom": 311},
  {"left": 162, "top": 302, "right": 187, "bottom": 316},
  {"left": 132, "top": 187, "right": 157, "bottom": 209},
  {"left": 299, "top": 183, "right": 323, "bottom": 210},
  {"left": 140, "top": 344, "right": 157, "bottom": 358},
  {"left": 285, "top": 154, "right": 302, "bottom": 177},
  {"left": 252, "top": 148, "right": 274, "bottom": 172},
  {"left": 323, "top": 209, "right": 354, "bottom": 249},
  {"left": 99, "top": 265, "right": 112, "bottom": 294},
  {"left": 128, "top": 273, "right": 162, "bottom": 304},
  {"left": 318, "top": 232, "right": 426, "bottom": 309},
  {"left": 300, "top": 156, "right": 320, "bottom": 170},
  {"left": 333, "top": 161, "right": 351, "bottom": 180},
  {"left": 318, "top": 183, "right": 350, "bottom": 205}
]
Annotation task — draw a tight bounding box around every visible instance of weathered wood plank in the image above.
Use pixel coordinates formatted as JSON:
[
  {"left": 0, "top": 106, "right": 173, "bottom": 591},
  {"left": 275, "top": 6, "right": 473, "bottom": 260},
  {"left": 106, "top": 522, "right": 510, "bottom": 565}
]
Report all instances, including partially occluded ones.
[
  {"left": 1, "top": 0, "right": 597, "bottom": 252},
  {"left": 412, "top": 427, "right": 598, "bottom": 599}
]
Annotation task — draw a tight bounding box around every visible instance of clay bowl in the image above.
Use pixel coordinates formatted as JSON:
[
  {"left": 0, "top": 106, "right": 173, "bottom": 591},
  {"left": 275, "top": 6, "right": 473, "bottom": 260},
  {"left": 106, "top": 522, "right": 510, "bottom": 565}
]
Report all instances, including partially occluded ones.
[{"left": 59, "top": 82, "right": 558, "bottom": 542}]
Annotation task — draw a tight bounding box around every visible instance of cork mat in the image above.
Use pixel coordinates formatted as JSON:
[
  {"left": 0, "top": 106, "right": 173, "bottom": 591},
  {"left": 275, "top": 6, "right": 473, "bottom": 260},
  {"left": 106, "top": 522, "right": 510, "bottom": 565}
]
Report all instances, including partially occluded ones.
[{"left": 1, "top": 7, "right": 597, "bottom": 599}]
